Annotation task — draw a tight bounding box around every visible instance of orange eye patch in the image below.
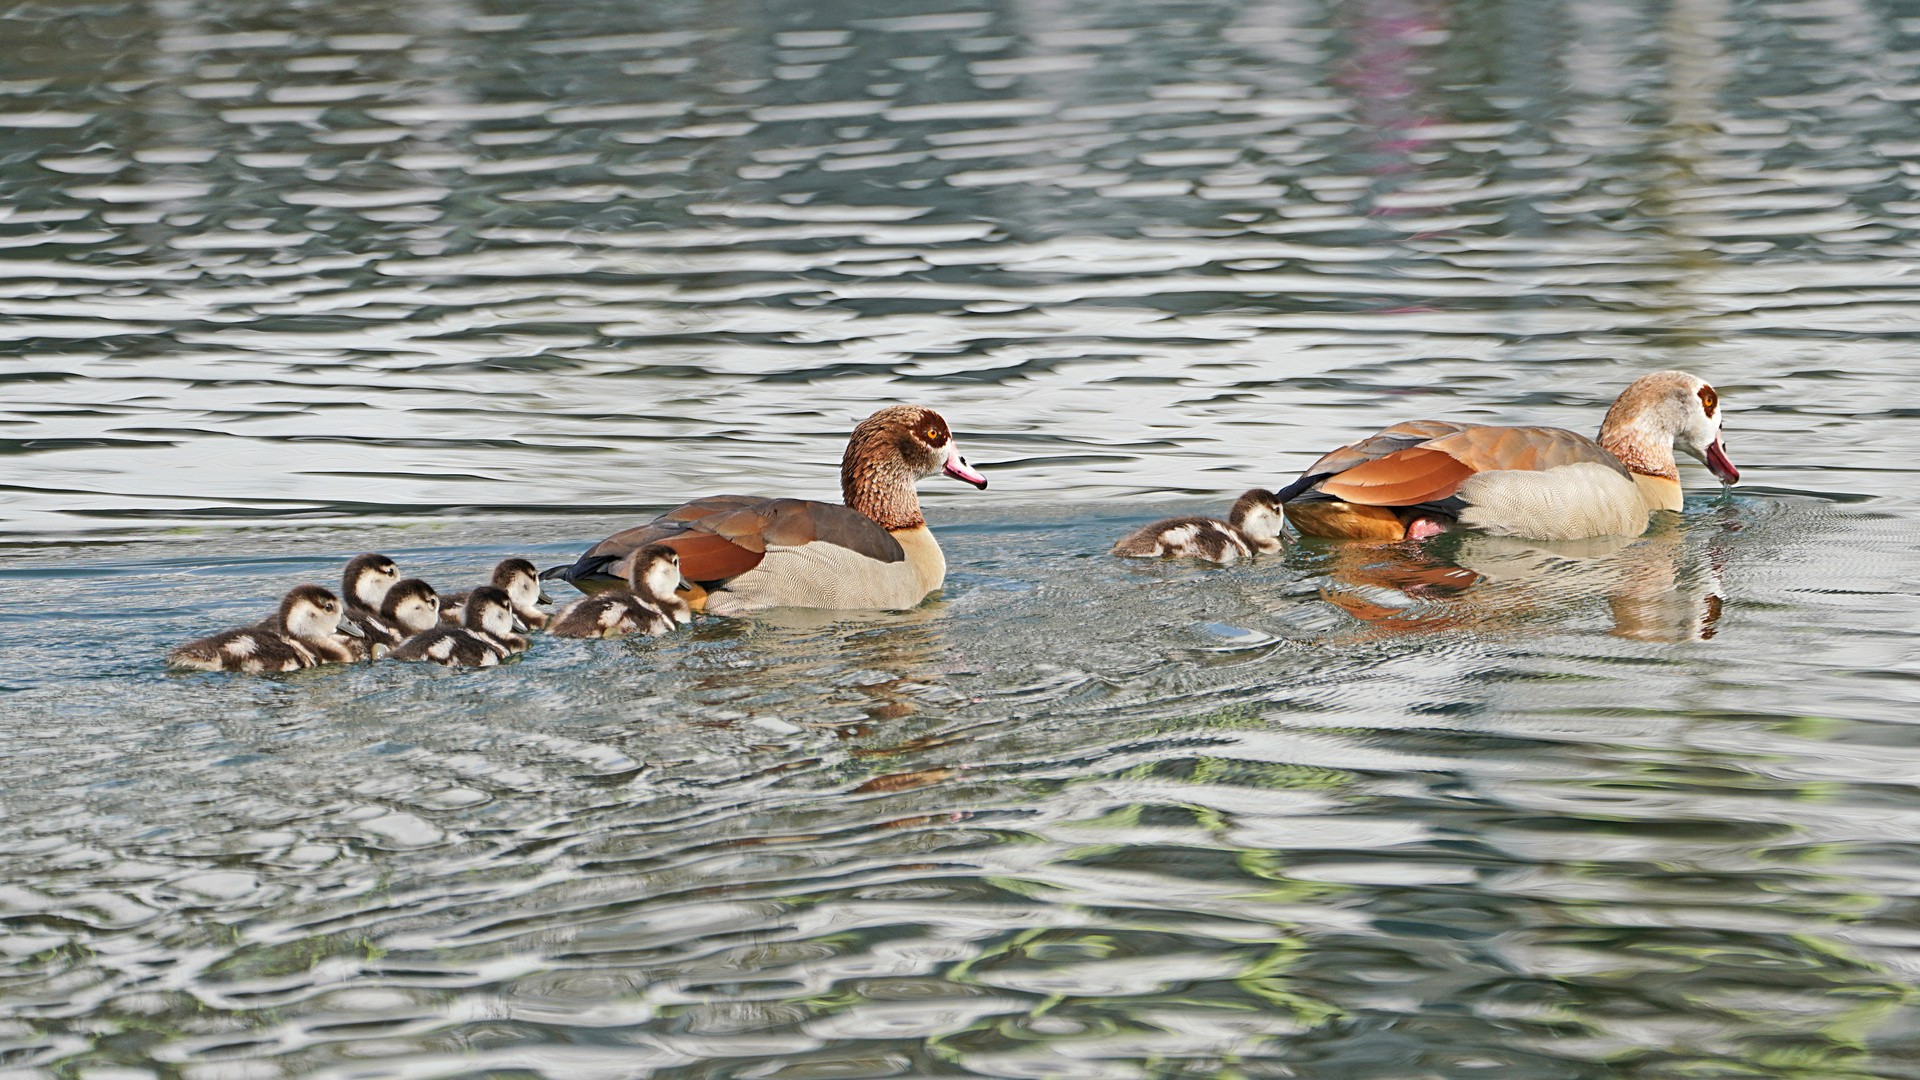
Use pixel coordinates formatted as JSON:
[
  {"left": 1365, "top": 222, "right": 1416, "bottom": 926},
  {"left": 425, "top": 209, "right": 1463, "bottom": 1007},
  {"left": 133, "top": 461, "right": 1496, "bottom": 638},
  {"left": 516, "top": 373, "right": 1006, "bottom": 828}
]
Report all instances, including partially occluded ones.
[{"left": 1697, "top": 385, "right": 1718, "bottom": 417}]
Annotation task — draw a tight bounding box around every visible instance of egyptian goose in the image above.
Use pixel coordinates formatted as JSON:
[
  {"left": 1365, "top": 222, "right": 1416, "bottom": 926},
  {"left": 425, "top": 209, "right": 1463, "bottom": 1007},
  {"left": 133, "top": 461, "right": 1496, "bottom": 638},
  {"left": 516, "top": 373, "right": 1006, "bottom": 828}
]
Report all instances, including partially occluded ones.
[
  {"left": 339, "top": 552, "right": 404, "bottom": 646},
  {"left": 1111, "top": 489, "right": 1289, "bottom": 562},
  {"left": 390, "top": 586, "right": 527, "bottom": 667},
  {"left": 170, "top": 585, "right": 365, "bottom": 672},
  {"left": 441, "top": 558, "right": 550, "bottom": 629},
  {"left": 550, "top": 544, "right": 691, "bottom": 638},
  {"left": 1279, "top": 370, "right": 1738, "bottom": 542},
  {"left": 542, "top": 405, "right": 989, "bottom": 615}
]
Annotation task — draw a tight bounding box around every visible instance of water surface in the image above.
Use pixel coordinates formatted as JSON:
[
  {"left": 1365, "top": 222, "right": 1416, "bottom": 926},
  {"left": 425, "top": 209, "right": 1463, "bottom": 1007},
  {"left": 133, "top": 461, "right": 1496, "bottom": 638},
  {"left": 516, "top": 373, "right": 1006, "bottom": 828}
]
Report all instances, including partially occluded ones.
[{"left": 4, "top": 0, "right": 1920, "bottom": 1076}]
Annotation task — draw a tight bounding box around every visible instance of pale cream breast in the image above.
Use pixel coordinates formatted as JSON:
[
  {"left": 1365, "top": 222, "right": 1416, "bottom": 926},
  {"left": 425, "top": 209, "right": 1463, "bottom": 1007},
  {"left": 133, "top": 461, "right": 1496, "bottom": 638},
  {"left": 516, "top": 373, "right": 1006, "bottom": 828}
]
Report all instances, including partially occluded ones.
[
  {"left": 890, "top": 526, "right": 946, "bottom": 595},
  {"left": 1631, "top": 472, "right": 1684, "bottom": 513},
  {"left": 1456, "top": 462, "right": 1651, "bottom": 541},
  {"left": 705, "top": 530, "right": 942, "bottom": 615}
]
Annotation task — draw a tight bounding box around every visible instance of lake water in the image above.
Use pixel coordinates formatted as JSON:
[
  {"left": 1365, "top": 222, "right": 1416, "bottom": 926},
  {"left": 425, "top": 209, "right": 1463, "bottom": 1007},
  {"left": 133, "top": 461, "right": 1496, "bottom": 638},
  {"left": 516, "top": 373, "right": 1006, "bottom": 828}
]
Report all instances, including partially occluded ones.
[{"left": 5, "top": 0, "right": 1920, "bottom": 1076}]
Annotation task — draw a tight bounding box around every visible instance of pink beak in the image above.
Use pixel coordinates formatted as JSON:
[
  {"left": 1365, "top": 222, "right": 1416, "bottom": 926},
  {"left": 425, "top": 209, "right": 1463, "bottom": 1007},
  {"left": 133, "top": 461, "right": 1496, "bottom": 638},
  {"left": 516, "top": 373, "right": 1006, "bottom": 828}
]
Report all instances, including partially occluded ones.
[
  {"left": 1704, "top": 436, "right": 1738, "bottom": 485},
  {"left": 944, "top": 445, "right": 988, "bottom": 489}
]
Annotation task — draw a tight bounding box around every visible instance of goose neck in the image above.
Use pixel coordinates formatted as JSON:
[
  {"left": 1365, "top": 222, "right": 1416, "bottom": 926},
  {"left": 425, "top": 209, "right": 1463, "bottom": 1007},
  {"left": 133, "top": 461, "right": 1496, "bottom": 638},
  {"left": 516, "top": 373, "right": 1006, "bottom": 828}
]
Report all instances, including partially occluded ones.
[
  {"left": 843, "top": 453, "right": 924, "bottom": 530},
  {"left": 1599, "top": 423, "right": 1678, "bottom": 482}
]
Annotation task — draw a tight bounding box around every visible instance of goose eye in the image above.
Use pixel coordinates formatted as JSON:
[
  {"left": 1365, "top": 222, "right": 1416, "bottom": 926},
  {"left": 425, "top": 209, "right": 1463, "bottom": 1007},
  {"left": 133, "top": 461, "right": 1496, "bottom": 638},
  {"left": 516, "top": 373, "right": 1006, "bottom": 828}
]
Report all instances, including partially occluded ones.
[
  {"left": 922, "top": 426, "right": 945, "bottom": 445},
  {"left": 1697, "top": 385, "right": 1717, "bottom": 417}
]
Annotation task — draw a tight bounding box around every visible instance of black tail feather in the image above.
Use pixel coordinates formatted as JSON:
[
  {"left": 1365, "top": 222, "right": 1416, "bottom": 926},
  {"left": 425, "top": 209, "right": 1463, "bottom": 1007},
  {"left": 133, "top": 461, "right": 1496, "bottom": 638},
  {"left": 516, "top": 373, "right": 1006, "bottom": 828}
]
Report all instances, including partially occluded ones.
[
  {"left": 1274, "top": 472, "right": 1328, "bottom": 504},
  {"left": 540, "top": 553, "right": 622, "bottom": 585}
]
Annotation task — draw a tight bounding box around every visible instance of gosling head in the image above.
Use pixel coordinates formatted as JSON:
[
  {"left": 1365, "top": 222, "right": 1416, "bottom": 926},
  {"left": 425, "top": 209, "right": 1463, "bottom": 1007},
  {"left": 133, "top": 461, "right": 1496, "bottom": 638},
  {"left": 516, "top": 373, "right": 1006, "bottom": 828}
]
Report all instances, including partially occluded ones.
[
  {"left": 341, "top": 553, "right": 401, "bottom": 610},
  {"left": 625, "top": 543, "right": 685, "bottom": 602},
  {"left": 463, "top": 586, "right": 521, "bottom": 638},
  {"left": 491, "top": 557, "right": 551, "bottom": 610},
  {"left": 1228, "top": 488, "right": 1288, "bottom": 543},
  {"left": 379, "top": 577, "right": 441, "bottom": 635},
  {"left": 278, "top": 585, "right": 351, "bottom": 641}
]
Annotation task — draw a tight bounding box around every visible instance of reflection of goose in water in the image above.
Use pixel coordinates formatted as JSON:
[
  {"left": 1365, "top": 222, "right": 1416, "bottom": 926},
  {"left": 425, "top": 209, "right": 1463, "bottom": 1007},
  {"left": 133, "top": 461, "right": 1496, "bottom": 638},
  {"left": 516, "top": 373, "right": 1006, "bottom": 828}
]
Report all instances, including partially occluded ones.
[{"left": 1316, "top": 517, "right": 1726, "bottom": 642}]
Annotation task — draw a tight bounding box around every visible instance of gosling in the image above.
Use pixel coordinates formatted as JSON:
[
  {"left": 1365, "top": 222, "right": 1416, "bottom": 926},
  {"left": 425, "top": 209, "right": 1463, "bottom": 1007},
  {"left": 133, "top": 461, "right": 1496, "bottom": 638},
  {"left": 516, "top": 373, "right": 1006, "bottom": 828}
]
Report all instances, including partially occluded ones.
[
  {"left": 340, "top": 552, "right": 405, "bottom": 646},
  {"left": 1110, "top": 488, "right": 1289, "bottom": 563},
  {"left": 390, "top": 586, "right": 528, "bottom": 667},
  {"left": 441, "top": 558, "right": 550, "bottom": 629},
  {"left": 170, "top": 585, "right": 366, "bottom": 673},
  {"left": 549, "top": 544, "right": 691, "bottom": 639}
]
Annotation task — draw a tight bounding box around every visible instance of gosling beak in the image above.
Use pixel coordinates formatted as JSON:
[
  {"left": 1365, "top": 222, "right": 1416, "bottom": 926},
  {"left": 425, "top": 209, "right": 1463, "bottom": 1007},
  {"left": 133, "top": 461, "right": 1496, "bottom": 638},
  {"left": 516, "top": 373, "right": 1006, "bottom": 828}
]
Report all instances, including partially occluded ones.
[
  {"left": 338, "top": 617, "right": 366, "bottom": 638},
  {"left": 537, "top": 591, "right": 553, "bottom": 606},
  {"left": 511, "top": 615, "right": 529, "bottom": 633},
  {"left": 678, "top": 576, "right": 694, "bottom": 592},
  {"left": 943, "top": 443, "right": 988, "bottom": 489}
]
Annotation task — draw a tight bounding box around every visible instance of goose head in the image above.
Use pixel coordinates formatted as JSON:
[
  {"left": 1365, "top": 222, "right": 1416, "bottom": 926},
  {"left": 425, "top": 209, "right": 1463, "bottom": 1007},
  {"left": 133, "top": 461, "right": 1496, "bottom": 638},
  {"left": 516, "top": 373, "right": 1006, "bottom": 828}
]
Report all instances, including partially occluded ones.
[
  {"left": 841, "top": 405, "right": 988, "bottom": 529},
  {"left": 1599, "top": 371, "right": 1739, "bottom": 485}
]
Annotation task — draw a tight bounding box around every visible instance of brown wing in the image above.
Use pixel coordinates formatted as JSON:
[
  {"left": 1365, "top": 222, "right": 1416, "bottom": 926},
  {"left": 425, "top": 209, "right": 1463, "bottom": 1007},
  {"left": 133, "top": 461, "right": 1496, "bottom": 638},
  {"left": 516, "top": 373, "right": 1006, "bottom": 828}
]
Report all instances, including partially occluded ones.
[
  {"left": 1316, "top": 447, "right": 1477, "bottom": 505},
  {"left": 1418, "top": 425, "right": 1627, "bottom": 476},
  {"left": 1295, "top": 420, "right": 1474, "bottom": 479},
  {"left": 1295, "top": 424, "right": 1628, "bottom": 508},
  {"left": 545, "top": 495, "right": 903, "bottom": 594}
]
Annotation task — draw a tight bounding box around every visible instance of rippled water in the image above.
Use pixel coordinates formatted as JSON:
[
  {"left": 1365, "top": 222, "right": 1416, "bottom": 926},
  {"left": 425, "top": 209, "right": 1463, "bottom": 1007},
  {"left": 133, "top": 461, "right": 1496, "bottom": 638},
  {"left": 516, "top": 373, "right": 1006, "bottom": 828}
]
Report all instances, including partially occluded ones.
[{"left": 5, "top": 0, "right": 1920, "bottom": 1076}]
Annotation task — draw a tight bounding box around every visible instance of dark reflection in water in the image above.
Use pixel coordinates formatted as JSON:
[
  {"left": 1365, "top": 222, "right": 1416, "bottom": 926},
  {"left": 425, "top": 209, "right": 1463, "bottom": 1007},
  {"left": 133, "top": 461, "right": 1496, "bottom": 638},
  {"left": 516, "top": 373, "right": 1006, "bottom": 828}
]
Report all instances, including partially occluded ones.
[{"left": 3, "top": 0, "right": 1920, "bottom": 1078}]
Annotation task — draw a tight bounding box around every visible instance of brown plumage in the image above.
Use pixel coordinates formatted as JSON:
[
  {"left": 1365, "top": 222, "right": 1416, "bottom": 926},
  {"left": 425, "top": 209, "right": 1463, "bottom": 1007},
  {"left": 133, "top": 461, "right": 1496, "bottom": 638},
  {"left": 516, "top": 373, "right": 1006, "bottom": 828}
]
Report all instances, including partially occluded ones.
[
  {"left": 1279, "top": 371, "right": 1739, "bottom": 542},
  {"left": 541, "top": 406, "right": 989, "bottom": 615}
]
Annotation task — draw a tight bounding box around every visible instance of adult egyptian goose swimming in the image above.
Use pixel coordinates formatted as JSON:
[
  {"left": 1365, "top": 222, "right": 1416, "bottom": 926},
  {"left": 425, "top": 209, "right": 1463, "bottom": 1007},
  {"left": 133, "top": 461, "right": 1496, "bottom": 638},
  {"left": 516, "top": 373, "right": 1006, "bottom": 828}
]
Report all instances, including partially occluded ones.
[
  {"left": 1111, "top": 488, "right": 1289, "bottom": 563},
  {"left": 441, "top": 558, "right": 550, "bottom": 629},
  {"left": 550, "top": 544, "right": 691, "bottom": 639},
  {"left": 390, "top": 586, "right": 527, "bottom": 667},
  {"left": 542, "top": 405, "right": 989, "bottom": 615},
  {"left": 170, "top": 585, "right": 366, "bottom": 672},
  {"left": 1278, "top": 370, "right": 1738, "bottom": 543}
]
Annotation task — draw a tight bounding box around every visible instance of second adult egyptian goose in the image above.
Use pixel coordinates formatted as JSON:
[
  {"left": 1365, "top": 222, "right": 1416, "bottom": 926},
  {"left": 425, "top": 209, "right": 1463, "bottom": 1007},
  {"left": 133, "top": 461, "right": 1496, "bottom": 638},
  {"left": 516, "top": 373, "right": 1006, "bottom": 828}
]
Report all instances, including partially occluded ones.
[
  {"left": 1279, "top": 370, "right": 1738, "bottom": 542},
  {"left": 542, "top": 405, "right": 988, "bottom": 615}
]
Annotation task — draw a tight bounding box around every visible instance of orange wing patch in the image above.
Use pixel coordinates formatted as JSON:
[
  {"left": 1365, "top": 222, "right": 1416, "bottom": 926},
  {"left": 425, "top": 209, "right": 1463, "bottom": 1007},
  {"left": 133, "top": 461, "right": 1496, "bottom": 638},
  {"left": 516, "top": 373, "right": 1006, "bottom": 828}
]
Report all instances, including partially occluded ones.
[
  {"left": 651, "top": 531, "right": 764, "bottom": 583},
  {"left": 1315, "top": 447, "right": 1476, "bottom": 506}
]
